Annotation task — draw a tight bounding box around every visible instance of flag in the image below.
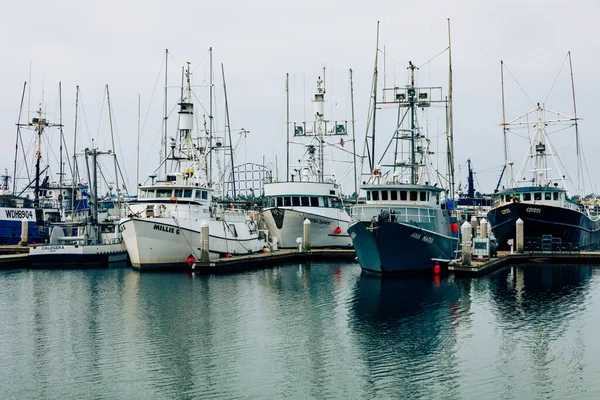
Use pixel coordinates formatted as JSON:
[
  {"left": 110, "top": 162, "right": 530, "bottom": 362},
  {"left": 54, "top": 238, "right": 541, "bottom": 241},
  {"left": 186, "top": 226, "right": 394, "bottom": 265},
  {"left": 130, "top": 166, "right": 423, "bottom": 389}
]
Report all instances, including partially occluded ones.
[{"left": 340, "top": 138, "right": 345, "bottom": 147}]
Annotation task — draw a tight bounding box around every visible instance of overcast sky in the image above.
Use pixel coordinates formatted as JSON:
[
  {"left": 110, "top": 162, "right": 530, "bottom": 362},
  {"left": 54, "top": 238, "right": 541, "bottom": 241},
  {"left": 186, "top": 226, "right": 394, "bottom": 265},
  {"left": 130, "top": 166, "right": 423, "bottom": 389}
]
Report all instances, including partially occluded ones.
[{"left": 2, "top": 0, "right": 599, "bottom": 196}]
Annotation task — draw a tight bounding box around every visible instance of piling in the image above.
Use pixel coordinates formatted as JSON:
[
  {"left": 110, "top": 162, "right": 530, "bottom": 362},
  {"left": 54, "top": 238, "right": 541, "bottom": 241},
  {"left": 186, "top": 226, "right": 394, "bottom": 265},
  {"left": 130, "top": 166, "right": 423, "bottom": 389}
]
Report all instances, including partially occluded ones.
[
  {"left": 470, "top": 216, "right": 479, "bottom": 237},
  {"left": 19, "top": 218, "right": 28, "bottom": 246},
  {"left": 461, "top": 221, "right": 472, "bottom": 266},
  {"left": 480, "top": 218, "right": 488, "bottom": 238},
  {"left": 303, "top": 219, "right": 311, "bottom": 251},
  {"left": 516, "top": 218, "right": 524, "bottom": 253},
  {"left": 200, "top": 221, "right": 210, "bottom": 262}
]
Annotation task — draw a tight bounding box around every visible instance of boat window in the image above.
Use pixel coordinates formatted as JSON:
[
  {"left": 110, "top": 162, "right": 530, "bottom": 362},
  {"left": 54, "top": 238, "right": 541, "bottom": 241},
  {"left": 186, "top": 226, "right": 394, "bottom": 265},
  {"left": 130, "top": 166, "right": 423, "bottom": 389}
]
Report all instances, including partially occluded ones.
[
  {"left": 372, "top": 191, "right": 379, "bottom": 201},
  {"left": 202, "top": 191, "right": 208, "bottom": 200},
  {"left": 391, "top": 191, "right": 398, "bottom": 201},
  {"left": 381, "top": 191, "right": 388, "bottom": 201},
  {"left": 420, "top": 191, "right": 427, "bottom": 201},
  {"left": 139, "top": 190, "right": 146, "bottom": 199},
  {"left": 195, "top": 190, "right": 202, "bottom": 199},
  {"left": 505, "top": 194, "right": 511, "bottom": 202},
  {"left": 410, "top": 191, "right": 418, "bottom": 201},
  {"left": 323, "top": 197, "right": 329, "bottom": 207},
  {"left": 400, "top": 191, "right": 407, "bottom": 201},
  {"left": 284, "top": 197, "right": 291, "bottom": 206},
  {"left": 553, "top": 192, "right": 559, "bottom": 201},
  {"left": 184, "top": 190, "right": 193, "bottom": 198},
  {"left": 301, "top": 196, "right": 309, "bottom": 206},
  {"left": 292, "top": 197, "right": 300, "bottom": 206},
  {"left": 157, "top": 189, "right": 172, "bottom": 198},
  {"left": 310, "top": 197, "right": 319, "bottom": 207},
  {"left": 545, "top": 192, "right": 552, "bottom": 200},
  {"left": 523, "top": 193, "right": 531, "bottom": 201},
  {"left": 435, "top": 194, "right": 439, "bottom": 205},
  {"left": 534, "top": 192, "right": 542, "bottom": 201},
  {"left": 174, "top": 189, "right": 183, "bottom": 197},
  {"left": 276, "top": 197, "right": 283, "bottom": 207}
]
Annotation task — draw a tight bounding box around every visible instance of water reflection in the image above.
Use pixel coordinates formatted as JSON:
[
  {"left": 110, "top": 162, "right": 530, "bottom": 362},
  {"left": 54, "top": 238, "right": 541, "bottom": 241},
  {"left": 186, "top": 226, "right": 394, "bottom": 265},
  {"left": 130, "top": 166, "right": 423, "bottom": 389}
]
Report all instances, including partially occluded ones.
[
  {"left": 350, "top": 274, "right": 469, "bottom": 399},
  {"left": 485, "top": 264, "right": 594, "bottom": 400}
]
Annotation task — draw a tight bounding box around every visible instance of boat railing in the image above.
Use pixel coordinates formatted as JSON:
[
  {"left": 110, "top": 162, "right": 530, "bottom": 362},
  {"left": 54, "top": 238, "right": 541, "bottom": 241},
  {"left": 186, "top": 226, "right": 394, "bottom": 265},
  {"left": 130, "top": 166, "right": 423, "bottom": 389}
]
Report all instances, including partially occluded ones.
[{"left": 352, "top": 205, "right": 436, "bottom": 224}]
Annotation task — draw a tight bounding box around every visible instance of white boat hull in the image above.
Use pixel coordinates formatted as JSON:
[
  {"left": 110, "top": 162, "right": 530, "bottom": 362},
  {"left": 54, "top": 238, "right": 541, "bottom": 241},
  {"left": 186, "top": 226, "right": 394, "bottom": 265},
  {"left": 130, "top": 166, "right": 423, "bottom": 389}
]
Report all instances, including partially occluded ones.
[
  {"left": 260, "top": 207, "right": 352, "bottom": 248},
  {"left": 29, "top": 242, "right": 128, "bottom": 268},
  {"left": 119, "top": 217, "right": 265, "bottom": 270}
]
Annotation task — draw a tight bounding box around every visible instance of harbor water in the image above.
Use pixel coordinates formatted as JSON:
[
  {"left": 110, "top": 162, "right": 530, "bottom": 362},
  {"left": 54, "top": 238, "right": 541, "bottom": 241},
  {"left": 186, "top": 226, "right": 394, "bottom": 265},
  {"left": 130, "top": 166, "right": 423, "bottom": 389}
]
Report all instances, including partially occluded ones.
[{"left": 1, "top": 262, "right": 599, "bottom": 399}]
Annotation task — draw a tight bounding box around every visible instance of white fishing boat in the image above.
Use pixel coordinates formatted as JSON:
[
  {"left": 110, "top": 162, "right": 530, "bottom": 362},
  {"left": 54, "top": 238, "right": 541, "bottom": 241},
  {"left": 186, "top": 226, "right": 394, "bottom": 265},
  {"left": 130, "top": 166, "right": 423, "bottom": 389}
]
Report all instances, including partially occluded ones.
[
  {"left": 119, "top": 58, "right": 265, "bottom": 270},
  {"left": 260, "top": 72, "right": 353, "bottom": 248},
  {"left": 29, "top": 147, "right": 128, "bottom": 268}
]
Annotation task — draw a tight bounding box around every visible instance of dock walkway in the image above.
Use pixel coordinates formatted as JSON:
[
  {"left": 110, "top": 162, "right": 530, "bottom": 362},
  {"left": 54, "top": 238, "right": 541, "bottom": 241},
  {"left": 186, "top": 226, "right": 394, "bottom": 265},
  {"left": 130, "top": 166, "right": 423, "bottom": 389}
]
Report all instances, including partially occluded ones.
[{"left": 449, "top": 250, "right": 600, "bottom": 277}]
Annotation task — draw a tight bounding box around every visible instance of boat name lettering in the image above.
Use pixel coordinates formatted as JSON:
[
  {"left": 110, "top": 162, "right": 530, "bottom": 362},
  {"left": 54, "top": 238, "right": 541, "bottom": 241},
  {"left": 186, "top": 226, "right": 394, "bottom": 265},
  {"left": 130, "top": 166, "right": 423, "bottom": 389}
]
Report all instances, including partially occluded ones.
[
  {"left": 526, "top": 207, "right": 541, "bottom": 214},
  {"left": 153, "top": 224, "right": 180, "bottom": 234},
  {"left": 501, "top": 209, "right": 511, "bottom": 215},
  {"left": 307, "top": 218, "right": 331, "bottom": 225},
  {"left": 40, "top": 245, "right": 65, "bottom": 251},
  {"left": 4, "top": 209, "right": 34, "bottom": 219},
  {"left": 410, "top": 232, "right": 434, "bottom": 243}
]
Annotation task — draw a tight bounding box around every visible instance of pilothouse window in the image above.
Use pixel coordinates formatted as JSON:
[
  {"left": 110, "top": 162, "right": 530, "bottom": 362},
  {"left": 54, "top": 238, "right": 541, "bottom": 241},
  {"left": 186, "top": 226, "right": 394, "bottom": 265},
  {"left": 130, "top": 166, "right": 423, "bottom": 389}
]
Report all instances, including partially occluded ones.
[
  {"left": 534, "top": 192, "right": 542, "bottom": 201},
  {"left": 292, "top": 197, "right": 300, "bottom": 206},
  {"left": 523, "top": 193, "right": 531, "bottom": 201},
  {"left": 400, "top": 191, "right": 407, "bottom": 201},
  {"left": 301, "top": 196, "right": 309, "bottom": 206},
  {"left": 372, "top": 191, "right": 379, "bottom": 201},
  {"left": 381, "top": 191, "right": 388, "bottom": 201},
  {"left": 276, "top": 197, "right": 283, "bottom": 207},
  {"left": 420, "top": 192, "right": 427, "bottom": 201},
  {"left": 410, "top": 191, "right": 418, "bottom": 201},
  {"left": 545, "top": 192, "right": 552, "bottom": 200},
  {"left": 310, "top": 197, "right": 319, "bottom": 207},
  {"left": 391, "top": 191, "right": 398, "bottom": 201},
  {"left": 553, "top": 192, "right": 559, "bottom": 201},
  {"left": 157, "top": 189, "right": 171, "bottom": 198}
]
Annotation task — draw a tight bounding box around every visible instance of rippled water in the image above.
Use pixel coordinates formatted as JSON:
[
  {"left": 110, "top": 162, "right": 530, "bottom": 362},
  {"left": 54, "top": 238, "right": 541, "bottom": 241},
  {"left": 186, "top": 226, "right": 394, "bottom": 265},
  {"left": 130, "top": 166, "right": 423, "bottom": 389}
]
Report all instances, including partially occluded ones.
[{"left": 0, "top": 263, "right": 599, "bottom": 399}]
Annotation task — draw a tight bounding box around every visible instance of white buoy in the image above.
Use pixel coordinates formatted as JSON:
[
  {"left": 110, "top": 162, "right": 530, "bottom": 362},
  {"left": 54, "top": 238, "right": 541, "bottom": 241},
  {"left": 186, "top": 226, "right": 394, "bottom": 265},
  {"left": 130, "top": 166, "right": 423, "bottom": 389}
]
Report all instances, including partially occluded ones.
[
  {"left": 303, "top": 219, "right": 311, "bottom": 251},
  {"left": 461, "top": 221, "right": 472, "bottom": 265},
  {"left": 480, "top": 218, "right": 488, "bottom": 238},
  {"left": 516, "top": 218, "right": 524, "bottom": 253},
  {"left": 19, "top": 218, "right": 28, "bottom": 246},
  {"left": 200, "top": 221, "right": 210, "bottom": 261}
]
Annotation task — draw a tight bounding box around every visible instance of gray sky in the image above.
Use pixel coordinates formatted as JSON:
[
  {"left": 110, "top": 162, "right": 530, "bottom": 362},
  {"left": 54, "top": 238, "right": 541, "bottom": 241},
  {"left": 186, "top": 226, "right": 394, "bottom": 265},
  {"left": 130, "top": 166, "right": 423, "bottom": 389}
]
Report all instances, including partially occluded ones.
[{"left": 2, "top": 0, "right": 599, "bottom": 196}]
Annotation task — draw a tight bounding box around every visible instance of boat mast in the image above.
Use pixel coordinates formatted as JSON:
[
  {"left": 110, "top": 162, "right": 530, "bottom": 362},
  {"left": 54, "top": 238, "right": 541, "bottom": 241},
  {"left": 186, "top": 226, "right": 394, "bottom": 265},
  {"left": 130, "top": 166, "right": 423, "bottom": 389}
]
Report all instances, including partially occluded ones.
[
  {"left": 106, "top": 85, "right": 121, "bottom": 210},
  {"left": 286, "top": 72, "right": 290, "bottom": 181},
  {"left": 163, "top": 49, "right": 169, "bottom": 176},
  {"left": 446, "top": 18, "right": 455, "bottom": 200},
  {"left": 500, "top": 60, "right": 509, "bottom": 187},
  {"left": 568, "top": 51, "right": 581, "bottom": 197},
  {"left": 315, "top": 67, "right": 326, "bottom": 183},
  {"left": 221, "top": 63, "right": 236, "bottom": 200},
  {"left": 350, "top": 68, "right": 357, "bottom": 197},
  {"left": 408, "top": 61, "right": 417, "bottom": 184},
  {"left": 136, "top": 94, "right": 140, "bottom": 188},
  {"left": 209, "top": 47, "right": 214, "bottom": 187},
  {"left": 13, "top": 82, "right": 27, "bottom": 195},
  {"left": 370, "top": 22, "right": 380, "bottom": 173},
  {"left": 59, "top": 82, "right": 64, "bottom": 189}
]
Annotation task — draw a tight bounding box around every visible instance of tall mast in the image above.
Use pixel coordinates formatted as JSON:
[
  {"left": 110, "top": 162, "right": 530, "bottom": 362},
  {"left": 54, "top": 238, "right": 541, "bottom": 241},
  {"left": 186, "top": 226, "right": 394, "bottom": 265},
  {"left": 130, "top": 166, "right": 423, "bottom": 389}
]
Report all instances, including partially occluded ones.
[
  {"left": 370, "top": 22, "right": 380, "bottom": 173},
  {"left": 136, "top": 94, "right": 140, "bottom": 188},
  {"left": 315, "top": 67, "right": 326, "bottom": 182},
  {"left": 13, "top": 82, "right": 27, "bottom": 195},
  {"left": 500, "top": 60, "right": 509, "bottom": 187},
  {"left": 209, "top": 47, "right": 214, "bottom": 187},
  {"left": 163, "top": 49, "right": 169, "bottom": 176},
  {"left": 350, "top": 68, "right": 357, "bottom": 197},
  {"left": 568, "top": 51, "right": 581, "bottom": 197},
  {"left": 58, "top": 82, "right": 64, "bottom": 189},
  {"left": 106, "top": 85, "right": 121, "bottom": 210},
  {"left": 221, "top": 63, "right": 236, "bottom": 200},
  {"left": 286, "top": 72, "right": 290, "bottom": 181},
  {"left": 408, "top": 61, "right": 416, "bottom": 184},
  {"left": 446, "top": 18, "right": 455, "bottom": 200},
  {"left": 73, "top": 86, "right": 79, "bottom": 184}
]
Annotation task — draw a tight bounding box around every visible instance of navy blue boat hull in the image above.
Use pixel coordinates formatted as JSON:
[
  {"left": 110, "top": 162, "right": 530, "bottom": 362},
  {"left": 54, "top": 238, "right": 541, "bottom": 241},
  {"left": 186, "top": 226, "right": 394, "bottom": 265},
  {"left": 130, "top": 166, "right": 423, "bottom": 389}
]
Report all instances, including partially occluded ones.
[
  {"left": 348, "top": 221, "right": 459, "bottom": 275},
  {"left": 487, "top": 202, "right": 600, "bottom": 250},
  {"left": 0, "top": 219, "right": 43, "bottom": 245}
]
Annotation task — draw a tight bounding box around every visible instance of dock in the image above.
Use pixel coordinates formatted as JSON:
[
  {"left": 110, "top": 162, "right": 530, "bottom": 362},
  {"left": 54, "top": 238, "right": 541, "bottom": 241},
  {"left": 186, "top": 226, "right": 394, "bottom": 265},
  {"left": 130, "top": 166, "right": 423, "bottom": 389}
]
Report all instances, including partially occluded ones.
[
  {"left": 449, "top": 250, "right": 600, "bottom": 277},
  {"left": 191, "top": 248, "right": 357, "bottom": 274}
]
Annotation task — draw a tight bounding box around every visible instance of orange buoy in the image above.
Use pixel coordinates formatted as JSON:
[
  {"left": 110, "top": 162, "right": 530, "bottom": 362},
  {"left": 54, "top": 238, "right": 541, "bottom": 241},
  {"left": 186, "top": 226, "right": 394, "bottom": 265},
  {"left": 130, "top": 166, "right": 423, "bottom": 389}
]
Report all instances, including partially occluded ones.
[{"left": 433, "top": 264, "right": 441, "bottom": 274}]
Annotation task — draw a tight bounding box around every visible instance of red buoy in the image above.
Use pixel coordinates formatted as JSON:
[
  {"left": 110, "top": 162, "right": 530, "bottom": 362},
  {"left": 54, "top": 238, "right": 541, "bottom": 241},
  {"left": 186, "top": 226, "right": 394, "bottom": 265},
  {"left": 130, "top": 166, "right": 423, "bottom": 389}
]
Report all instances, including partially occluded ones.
[
  {"left": 433, "top": 264, "right": 441, "bottom": 274},
  {"left": 225, "top": 253, "right": 232, "bottom": 258},
  {"left": 334, "top": 226, "right": 342, "bottom": 234},
  {"left": 451, "top": 223, "right": 459, "bottom": 233},
  {"left": 186, "top": 255, "right": 195, "bottom": 265}
]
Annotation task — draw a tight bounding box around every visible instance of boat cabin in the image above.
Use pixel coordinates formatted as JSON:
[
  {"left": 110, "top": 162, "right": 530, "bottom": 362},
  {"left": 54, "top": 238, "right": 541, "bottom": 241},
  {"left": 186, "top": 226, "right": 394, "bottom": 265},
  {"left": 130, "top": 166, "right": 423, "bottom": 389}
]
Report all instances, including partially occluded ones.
[
  {"left": 137, "top": 187, "right": 212, "bottom": 202},
  {"left": 493, "top": 186, "right": 573, "bottom": 209}
]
